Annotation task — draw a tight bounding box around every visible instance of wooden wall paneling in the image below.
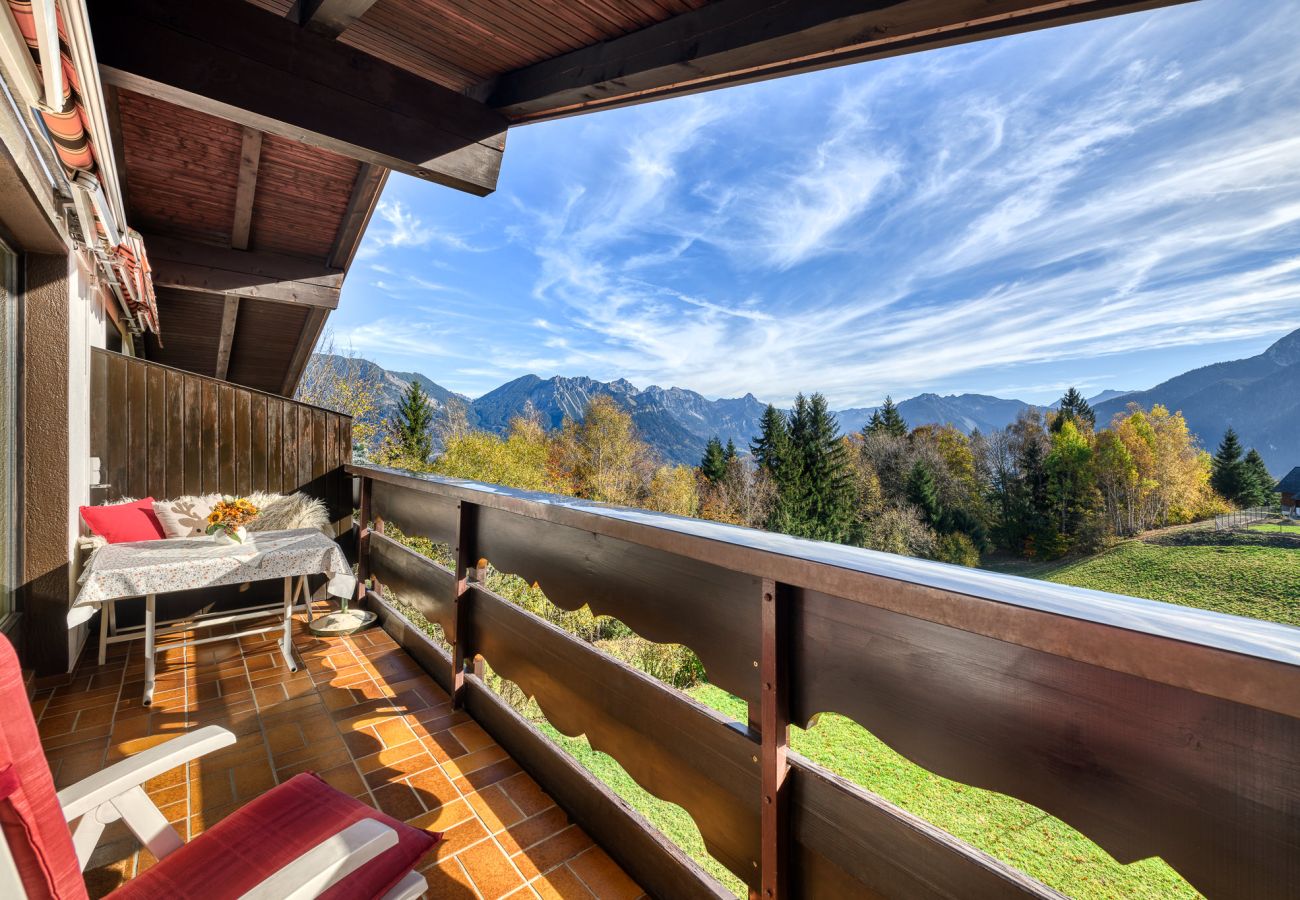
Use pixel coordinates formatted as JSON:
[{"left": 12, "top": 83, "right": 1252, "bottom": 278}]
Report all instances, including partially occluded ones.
[
  {"left": 474, "top": 505, "right": 762, "bottom": 705},
  {"left": 125, "top": 359, "right": 148, "bottom": 499},
  {"left": 104, "top": 352, "right": 129, "bottom": 500},
  {"left": 200, "top": 379, "right": 220, "bottom": 494},
  {"left": 368, "top": 532, "right": 456, "bottom": 637},
  {"left": 470, "top": 585, "right": 762, "bottom": 889},
  {"left": 281, "top": 403, "right": 298, "bottom": 494},
  {"left": 250, "top": 393, "right": 268, "bottom": 492},
  {"left": 90, "top": 348, "right": 108, "bottom": 493},
  {"left": 370, "top": 478, "right": 457, "bottom": 545},
  {"left": 164, "top": 368, "right": 185, "bottom": 499},
  {"left": 311, "top": 407, "right": 326, "bottom": 498},
  {"left": 218, "top": 387, "right": 237, "bottom": 494},
  {"left": 234, "top": 389, "right": 252, "bottom": 495},
  {"left": 265, "top": 396, "right": 282, "bottom": 491},
  {"left": 145, "top": 364, "right": 166, "bottom": 496},
  {"left": 182, "top": 375, "right": 202, "bottom": 496},
  {"left": 787, "top": 756, "right": 1056, "bottom": 899},
  {"left": 789, "top": 586, "right": 1300, "bottom": 900}
]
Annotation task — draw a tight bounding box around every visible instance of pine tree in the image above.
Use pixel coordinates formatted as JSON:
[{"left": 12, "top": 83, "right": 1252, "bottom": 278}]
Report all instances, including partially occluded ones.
[
  {"left": 786, "top": 393, "right": 855, "bottom": 542},
  {"left": 700, "top": 436, "right": 728, "bottom": 483},
  {"left": 1241, "top": 448, "right": 1276, "bottom": 508},
  {"left": 864, "top": 395, "right": 907, "bottom": 438},
  {"left": 390, "top": 380, "right": 435, "bottom": 465},
  {"left": 750, "top": 405, "right": 790, "bottom": 475},
  {"left": 905, "top": 460, "right": 942, "bottom": 528},
  {"left": 1210, "top": 428, "right": 1248, "bottom": 504},
  {"left": 724, "top": 438, "right": 737, "bottom": 463},
  {"left": 1052, "top": 387, "right": 1095, "bottom": 433}
]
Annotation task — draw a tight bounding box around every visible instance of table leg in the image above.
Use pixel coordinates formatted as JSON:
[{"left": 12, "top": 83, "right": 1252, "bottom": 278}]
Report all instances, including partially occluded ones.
[
  {"left": 98, "top": 603, "right": 109, "bottom": 666},
  {"left": 302, "top": 575, "right": 313, "bottom": 623},
  {"left": 142, "top": 594, "right": 156, "bottom": 706},
  {"left": 281, "top": 577, "right": 298, "bottom": 673}
]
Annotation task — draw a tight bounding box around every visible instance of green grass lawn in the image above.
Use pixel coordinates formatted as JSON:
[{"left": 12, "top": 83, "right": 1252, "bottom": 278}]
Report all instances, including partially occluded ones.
[{"left": 1248, "top": 522, "right": 1300, "bottom": 534}]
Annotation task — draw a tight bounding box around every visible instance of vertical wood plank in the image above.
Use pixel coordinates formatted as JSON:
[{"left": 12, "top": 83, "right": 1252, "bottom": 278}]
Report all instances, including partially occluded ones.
[
  {"left": 452, "top": 501, "right": 477, "bottom": 709},
  {"left": 325, "top": 413, "right": 339, "bottom": 534},
  {"left": 760, "top": 578, "right": 791, "bottom": 900},
  {"left": 200, "top": 381, "right": 220, "bottom": 495},
  {"left": 311, "top": 408, "right": 326, "bottom": 500},
  {"left": 234, "top": 389, "right": 252, "bottom": 495},
  {"left": 266, "top": 397, "right": 282, "bottom": 491},
  {"left": 105, "top": 353, "right": 128, "bottom": 500},
  {"left": 282, "top": 403, "right": 298, "bottom": 494},
  {"left": 183, "top": 376, "right": 202, "bottom": 497},
  {"left": 250, "top": 393, "right": 268, "bottom": 493},
  {"left": 126, "top": 358, "right": 147, "bottom": 499},
  {"left": 145, "top": 364, "right": 166, "bottom": 498},
  {"left": 219, "top": 387, "right": 236, "bottom": 494},
  {"left": 165, "top": 369, "right": 185, "bottom": 500},
  {"left": 357, "top": 475, "right": 372, "bottom": 585}
]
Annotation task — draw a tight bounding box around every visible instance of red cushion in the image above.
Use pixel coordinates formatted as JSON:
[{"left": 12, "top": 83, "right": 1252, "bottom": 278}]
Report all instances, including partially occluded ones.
[
  {"left": 0, "top": 636, "right": 89, "bottom": 900},
  {"left": 114, "top": 772, "right": 438, "bottom": 900},
  {"left": 79, "top": 498, "right": 166, "bottom": 544}
]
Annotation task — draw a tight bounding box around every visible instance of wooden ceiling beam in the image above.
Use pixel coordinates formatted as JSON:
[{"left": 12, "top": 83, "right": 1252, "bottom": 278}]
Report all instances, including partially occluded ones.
[
  {"left": 90, "top": 0, "right": 508, "bottom": 195},
  {"left": 214, "top": 294, "right": 240, "bottom": 380},
  {"left": 295, "top": 0, "right": 381, "bottom": 38},
  {"left": 144, "top": 233, "right": 343, "bottom": 309},
  {"left": 231, "top": 127, "right": 263, "bottom": 251},
  {"left": 281, "top": 306, "right": 329, "bottom": 397},
  {"left": 484, "top": 0, "right": 1193, "bottom": 121},
  {"left": 328, "top": 162, "right": 387, "bottom": 270}
]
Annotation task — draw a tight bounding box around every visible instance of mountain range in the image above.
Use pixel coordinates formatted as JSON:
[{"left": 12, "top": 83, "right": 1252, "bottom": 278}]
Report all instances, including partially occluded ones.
[{"left": 312, "top": 326, "right": 1300, "bottom": 473}]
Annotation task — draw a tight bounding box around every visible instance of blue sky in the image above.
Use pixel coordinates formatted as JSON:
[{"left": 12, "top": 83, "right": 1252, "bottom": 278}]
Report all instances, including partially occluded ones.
[{"left": 329, "top": 0, "right": 1300, "bottom": 408}]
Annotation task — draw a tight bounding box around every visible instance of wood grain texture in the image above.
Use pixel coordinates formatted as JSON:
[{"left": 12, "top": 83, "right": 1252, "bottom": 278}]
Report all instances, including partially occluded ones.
[
  {"left": 475, "top": 504, "right": 763, "bottom": 704},
  {"left": 231, "top": 127, "right": 263, "bottom": 251},
  {"left": 370, "top": 478, "right": 458, "bottom": 546},
  {"left": 368, "top": 532, "right": 456, "bottom": 636},
  {"left": 469, "top": 585, "right": 761, "bottom": 888},
  {"left": 790, "top": 585, "right": 1300, "bottom": 900}
]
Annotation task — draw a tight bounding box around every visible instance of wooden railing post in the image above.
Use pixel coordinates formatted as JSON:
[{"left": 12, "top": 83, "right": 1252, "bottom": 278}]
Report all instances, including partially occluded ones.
[
  {"left": 451, "top": 501, "right": 477, "bottom": 708},
  {"left": 355, "top": 475, "right": 372, "bottom": 599},
  {"left": 759, "top": 577, "right": 790, "bottom": 899}
]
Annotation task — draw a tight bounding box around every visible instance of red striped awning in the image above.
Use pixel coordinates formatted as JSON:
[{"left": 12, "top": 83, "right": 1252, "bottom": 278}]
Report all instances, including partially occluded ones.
[{"left": 7, "top": 0, "right": 159, "bottom": 337}]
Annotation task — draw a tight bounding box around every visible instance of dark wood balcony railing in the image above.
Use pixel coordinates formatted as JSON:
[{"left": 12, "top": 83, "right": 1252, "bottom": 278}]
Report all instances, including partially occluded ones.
[{"left": 347, "top": 463, "right": 1300, "bottom": 900}]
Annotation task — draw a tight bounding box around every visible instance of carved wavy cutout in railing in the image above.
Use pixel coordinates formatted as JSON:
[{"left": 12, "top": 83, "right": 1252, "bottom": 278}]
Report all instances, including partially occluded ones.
[
  {"left": 473, "top": 505, "right": 763, "bottom": 705},
  {"left": 790, "top": 584, "right": 1300, "bottom": 900},
  {"left": 467, "top": 584, "right": 762, "bottom": 889},
  {"left": 372, "top": 479, "right": 458, "bottom": 546},
  {"left": 369, "top": 532, "right": 457, "bottom": 638},
  {"left": 788, "top": 755, "right": 1059, "bottom": 899}
]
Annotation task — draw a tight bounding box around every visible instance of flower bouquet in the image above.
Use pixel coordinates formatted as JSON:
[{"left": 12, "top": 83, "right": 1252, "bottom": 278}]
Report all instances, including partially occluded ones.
[{"left": 206, "top": 496, "right": 259, "bottom": 544}]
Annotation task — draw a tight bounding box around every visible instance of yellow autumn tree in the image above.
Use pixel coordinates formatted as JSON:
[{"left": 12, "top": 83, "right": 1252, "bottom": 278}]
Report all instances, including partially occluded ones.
[
  {"left": 431, "top": 415, "right": 552, "bottom": 491},
  {"left": 644, "top": 465, "right": 699, "bottom": 516},
  {"left": 551, "top": 395, "right": 653, "bottom": 504}
]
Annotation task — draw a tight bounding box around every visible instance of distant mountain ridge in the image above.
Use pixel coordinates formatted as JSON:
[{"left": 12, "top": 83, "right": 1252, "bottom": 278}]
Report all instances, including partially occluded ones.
[{"left": 310, "top": 326, "right": 1300, "bottom": 472}]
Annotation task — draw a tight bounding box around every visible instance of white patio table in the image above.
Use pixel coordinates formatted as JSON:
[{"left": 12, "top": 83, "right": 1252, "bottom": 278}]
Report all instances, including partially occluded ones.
[{"left": 69, "top": 528, "right": 357, "bottom": 705}]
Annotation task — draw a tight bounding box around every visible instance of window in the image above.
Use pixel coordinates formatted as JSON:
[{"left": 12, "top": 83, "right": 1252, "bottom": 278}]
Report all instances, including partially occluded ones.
[{"left": 0, "top": 241, "right": 17, "bottom": 626}]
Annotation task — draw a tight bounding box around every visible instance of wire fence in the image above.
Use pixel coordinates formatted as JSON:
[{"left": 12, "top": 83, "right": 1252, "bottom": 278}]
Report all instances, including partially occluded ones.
[{"left": 1213, "top": 506, "right": 1281, "bottom": 531}]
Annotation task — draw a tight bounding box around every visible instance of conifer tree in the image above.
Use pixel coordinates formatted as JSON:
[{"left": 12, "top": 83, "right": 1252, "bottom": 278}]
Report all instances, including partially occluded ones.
[
  {"left": 1210, "top": 428, "right": 1248, "bottom": 503},
  {"left": 1052, "top": 387, "right": 1095, "bottom": 433},
  {"left": 700, "top": 436, "right": 728, "bottom": 483},
  {"left": 905, "top": 460, "right": 942, "bottom": 528},
  {"left": 724, "top": 438, "right": 737, "bottom": 463},
  {"left": 389, "top": 380, "right": 435, "bottom": 465},
  {"left": 864, "top": 395, "right": 908, "bottom": 438},
  {"left": 750, "top": 405, "right": 790, "bottom": 475},
  {"left": 1241, "top": 448, "right": 1276, "bottom": 507},
  {"left": 786, "top": 393, "right": 855, "bottom": 542}
]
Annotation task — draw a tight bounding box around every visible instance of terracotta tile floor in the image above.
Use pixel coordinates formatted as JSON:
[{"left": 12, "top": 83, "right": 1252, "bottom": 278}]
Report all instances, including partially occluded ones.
[{"left": 32, "top": 602, "right": 646, "bottom": 900}]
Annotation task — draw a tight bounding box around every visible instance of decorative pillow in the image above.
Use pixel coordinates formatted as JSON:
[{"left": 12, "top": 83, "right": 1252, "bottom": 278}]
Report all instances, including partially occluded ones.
[
  {"left": 152, "top": 495, "right": 216, "bottom": 538},
  {"left": 79, "top": 497, "right": 166, "bottom": 544}
]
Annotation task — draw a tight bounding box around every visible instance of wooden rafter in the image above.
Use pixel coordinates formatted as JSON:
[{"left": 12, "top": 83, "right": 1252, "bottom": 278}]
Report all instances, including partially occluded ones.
[
  {"left": 231, "top": 127, "right": 263, "bottom": 251},
  {"left": 280, "top": 306, "right": 328, "bottom": 397},
  {"left": 485, "top": 0, "right": 1192, "bottom": 121},
  {"left": 295, "top": 0, "right": 380, "bottom": 38},
  {"left": 214, "top": 294, "right": 239, "bottom": 380},
  {"left": 90, "top": 0, "right": 508, "bottom": 195},
  {"left": 144, "top": 233, "right": 343, "bottom": 309},
  {"left": 328, "top": 162, "right": 386, "bottom": 270}
]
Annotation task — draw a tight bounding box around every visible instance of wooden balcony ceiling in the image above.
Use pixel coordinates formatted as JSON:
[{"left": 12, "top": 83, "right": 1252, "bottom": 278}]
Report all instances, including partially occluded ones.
[{"left": 34, "top": 608, "right": 644, "bottom": 899}]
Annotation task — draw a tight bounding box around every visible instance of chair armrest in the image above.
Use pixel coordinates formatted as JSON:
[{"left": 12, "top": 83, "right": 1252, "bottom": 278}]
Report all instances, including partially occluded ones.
[
  {"left": 58, "top": 725, "right": 236, "bottom": 821},
  {"left": 238, "top": 819, "right": 398, "bottom": 900}
]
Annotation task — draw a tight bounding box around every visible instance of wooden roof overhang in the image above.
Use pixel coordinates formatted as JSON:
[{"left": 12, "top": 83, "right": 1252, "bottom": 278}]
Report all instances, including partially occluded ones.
[{"left": 85, "top": 0, "right": 1191, "bottom": 396}]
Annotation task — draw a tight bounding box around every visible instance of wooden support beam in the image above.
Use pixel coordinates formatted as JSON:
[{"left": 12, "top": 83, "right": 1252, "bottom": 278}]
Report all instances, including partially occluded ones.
[
  {"left": 485, "top": 0, "right": 1192, "bottom": 121},
  {"left": 452, "top": 501, "right": 477, "bottom": 709},
  {"left": 101, "top": 85, "right": 132, "bottom": 222},
  {"left": 759, "top": 577, "right": 790, "bottom": 900},
  {"left": 231, "top": 127, "right": 263, "bottom": 251},
  {"left": 328, "top": 163, "right": 386, "bottom": 270},
  {"left": 214, "top": 295, "right": 239, "bottom": 381},
  {"left": 296, "top": 0, "right": 380, "bottom": 38},
  {"left": 280, "top": 306, "right": 328, "bottom": 397},
  {"left": 356, "top": 475, "right": 372, "bottom": 587},
  {"left": 90, "top": 0, "right": 508, "bottom": 195},
  {"left": 143, "top": 233, "right": 342, "bottom": 309}
]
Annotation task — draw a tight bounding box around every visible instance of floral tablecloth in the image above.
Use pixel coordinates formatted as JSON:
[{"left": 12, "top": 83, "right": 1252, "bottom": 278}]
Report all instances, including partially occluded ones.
[{"left": 69, "top": 528, "right": 356, "bottom": 627}]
